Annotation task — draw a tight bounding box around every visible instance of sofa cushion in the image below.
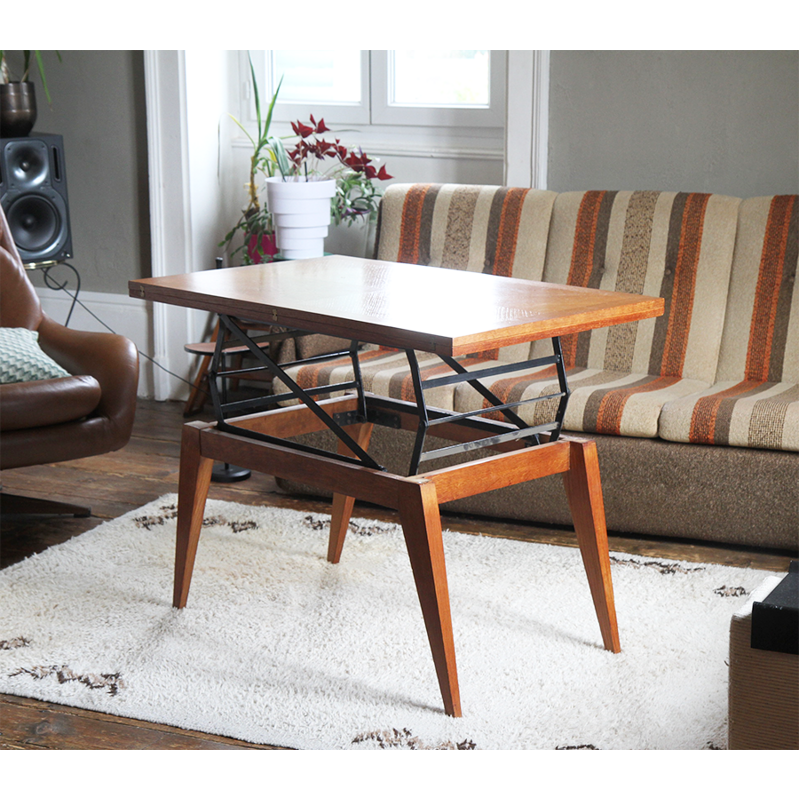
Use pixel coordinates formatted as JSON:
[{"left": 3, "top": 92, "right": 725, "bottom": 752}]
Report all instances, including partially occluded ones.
[
  {"left": 659, "top": 381, "right": 798, "bottom": 451},
  {"left": 0, "top": 327, "right": 70, "bottom": 383},
  {"left": 534, "top": 191, "right": 741, "bottom": 384},
  {"left": 375, "top": 183, "right": 556, "bottom": 362},
  {"left": 658, "top": 196, "right": 799, "bottom": 452},
  {"left": 275, "top": 348, "right": 487, "bottom": 411},
  {"left": 453, "top": 363, "right": 708, "bottom": 438},
  {"left": 715, "top": 195, "right": 798, "bottom": 384}
]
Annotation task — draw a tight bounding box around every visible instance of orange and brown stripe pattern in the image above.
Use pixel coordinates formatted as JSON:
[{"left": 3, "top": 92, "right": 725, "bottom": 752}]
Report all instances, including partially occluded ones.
[
  {"left": 688, "top": 380, "right": 764, "bottom": 445},
  {"left": 658, "top": 194, "right": 798, "bottom": 452},
  {"left": 585, "top": 376, "right": 682, "bottom": 436},
  {"left": 542, "top": 190, "right": 738, "bottom": 383},
  {"left": 396, "top": 184, "right": 440, "bottom": 264},
  {"left": 294, "top": 349, "right": 387, "bottom": 396},
  {"left": 651, "top": 193, "right": 711, "bottom": 377},
  {"left": 560, "top": 191, "right": 617, "bottom": 369},
  {"left": 693, "top": 197, "right": 795, "bottom": 438},
  {"left": 745, "top": 195, "right": 797, "bottom": 383},
  {"left": 380, "top": 183, "right": 554, "bottom": 277}
]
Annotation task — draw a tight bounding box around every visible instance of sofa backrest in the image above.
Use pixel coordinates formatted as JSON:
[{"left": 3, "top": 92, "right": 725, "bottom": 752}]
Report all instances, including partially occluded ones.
[
  {"left": 374, "top": 183, "right": 556, "bottom": 360},
  {"left": 375, "top": 183, "right": 556, "bottom": 278},
  {"left": 536, "top": 190, "right": 741, "bottom": 383},
  {"left": 374, "top": 185, "right": 782, "bottom": 384},
  {"left": 715, "top": 195, "right": 798, "bottom": 384}
]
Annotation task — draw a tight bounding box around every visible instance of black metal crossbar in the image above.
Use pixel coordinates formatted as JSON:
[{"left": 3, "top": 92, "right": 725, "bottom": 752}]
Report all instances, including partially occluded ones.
[
  {"left": 208, "top": 315, "right": 382, "bottom": 471},
  {"left": 402, "top": 340, "right": 570, "bottom": 475},
  {"left": 205, "top": 315, "right": 572, "bottom": 479}
]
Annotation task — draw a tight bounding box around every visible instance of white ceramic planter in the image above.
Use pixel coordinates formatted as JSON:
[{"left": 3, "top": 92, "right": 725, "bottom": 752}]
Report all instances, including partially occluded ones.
[{"left": 266, "top": 177, "right": 336, "bottom": 260}]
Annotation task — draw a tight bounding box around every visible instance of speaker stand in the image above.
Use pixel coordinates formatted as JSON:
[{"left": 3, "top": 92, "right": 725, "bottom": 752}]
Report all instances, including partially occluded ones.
[{"left": 211, "top": 463, "right": 251, "bottom": 483}]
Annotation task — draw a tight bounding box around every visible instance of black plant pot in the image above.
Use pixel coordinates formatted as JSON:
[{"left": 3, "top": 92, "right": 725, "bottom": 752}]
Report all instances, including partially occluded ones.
[{"left": 0, "top": 81, "right": 37, "bottom": 137}]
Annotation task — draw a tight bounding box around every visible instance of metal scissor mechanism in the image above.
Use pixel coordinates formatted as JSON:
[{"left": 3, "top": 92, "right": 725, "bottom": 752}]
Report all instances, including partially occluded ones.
[
  {"left": 207, "top": 314, "right": 382, "bottom": 470},
  {"left": 206, "top": 314, "right": 571, "bottom": 477},
  {"left": 402, "top": 338, "right": 571, "bottom": 475}
]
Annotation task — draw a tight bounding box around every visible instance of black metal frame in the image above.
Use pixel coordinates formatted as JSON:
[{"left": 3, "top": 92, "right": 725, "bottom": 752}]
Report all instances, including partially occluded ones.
[
  {"left": 399, "top": 339, "right": 570, "bottom": 474},
  {"left": 207, "top": 314, "right": 571, "bottom": 477}
]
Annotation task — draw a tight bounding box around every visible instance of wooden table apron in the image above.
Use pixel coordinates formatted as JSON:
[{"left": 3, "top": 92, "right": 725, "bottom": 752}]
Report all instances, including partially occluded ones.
[{"left": 130, "top": 256, "right": 664, "bottom": 718}]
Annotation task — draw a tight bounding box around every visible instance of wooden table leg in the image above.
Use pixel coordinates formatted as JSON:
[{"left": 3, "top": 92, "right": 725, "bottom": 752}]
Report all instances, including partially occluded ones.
[
  {"left": 399, "top": 480, "right": 462, "bottom": 717},
  {"left": 174, "top": 423, "right": 214, "bottom": 609},
  {"left": 562, "top": 438, "right": 621, "bottom": 653},
  {"left": 327, "top": 423, "right": 374, "bottom": 564}
]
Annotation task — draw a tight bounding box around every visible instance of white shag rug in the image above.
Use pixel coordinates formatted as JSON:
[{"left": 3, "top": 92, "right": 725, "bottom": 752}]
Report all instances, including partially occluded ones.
[{"left": 0, "top": 494, "right": 772, "bottom": 750}]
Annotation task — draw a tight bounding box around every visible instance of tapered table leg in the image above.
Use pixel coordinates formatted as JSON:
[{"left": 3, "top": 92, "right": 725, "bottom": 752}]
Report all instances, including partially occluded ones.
[
  {"left": 174, "top": 423, "right": 214, "bottom": 609},
  {"left": 399, "top": 480, "right": 462, "bottom": 717},
  {"left": 328, "top": 423, "right": 374, "bottom": 564},
  {"left": 562, "top": 439, "right": 621, "bottom": 653}
]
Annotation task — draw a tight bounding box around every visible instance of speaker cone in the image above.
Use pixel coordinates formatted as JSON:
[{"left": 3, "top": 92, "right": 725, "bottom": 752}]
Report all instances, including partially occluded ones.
[
  {"left": 7, "top": 194, "right": 60, "bottom": 251},
  {"left": 3, "top": 190, "right": 69, "bottom": 264}
]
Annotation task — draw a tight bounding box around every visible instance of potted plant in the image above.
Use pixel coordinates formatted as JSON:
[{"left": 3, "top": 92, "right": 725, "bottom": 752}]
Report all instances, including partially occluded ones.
[
  {"left": 266, "top": 117, "right": 392, "bottom": 259},
  {"left": 218, "top": 57, "right": 282, "bottom": 265},
  {"left": 0, "top": 50, "right": 59, "bottom": 137},
  {"left": 221, "top": 55, "right": 393, "bottom": 264}
]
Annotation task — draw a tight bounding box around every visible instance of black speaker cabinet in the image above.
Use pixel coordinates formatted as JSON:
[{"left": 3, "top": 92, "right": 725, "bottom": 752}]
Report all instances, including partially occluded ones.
[{"left": 0, "top": 133, "right": 73, "bottom": 266}]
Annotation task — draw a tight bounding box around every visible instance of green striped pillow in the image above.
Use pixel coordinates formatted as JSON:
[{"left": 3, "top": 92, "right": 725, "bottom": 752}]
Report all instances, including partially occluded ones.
[{"left": 0, "top": 327, "right": 70, "bottom": 384}]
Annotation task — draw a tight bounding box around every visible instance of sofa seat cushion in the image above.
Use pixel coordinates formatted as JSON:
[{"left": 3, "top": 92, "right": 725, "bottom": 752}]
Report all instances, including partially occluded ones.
[
  {"left": 276, "top": 348, "right": 709, "bottom": 438},
  {"left": 452, "top": 363, "right": 709, "bottom": 438},
  {"left": 273, "top": 348, "right": 488, "bottom": 411},
  {"left": 659, "top": 380, "right": 799, "bottom": 451}
]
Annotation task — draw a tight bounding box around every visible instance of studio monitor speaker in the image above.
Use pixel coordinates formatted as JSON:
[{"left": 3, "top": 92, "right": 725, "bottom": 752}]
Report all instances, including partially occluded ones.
[{"left": 0, "top": 133, "right": 73, "bottom": 266}]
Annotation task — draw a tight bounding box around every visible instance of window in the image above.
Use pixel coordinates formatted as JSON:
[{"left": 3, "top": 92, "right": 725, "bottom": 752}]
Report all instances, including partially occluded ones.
[
  {"left": 390, "top": 50, "right": 490, "bottom": 106},
  {"left": 242, "top": 50, "right": 505, "bottom": 129},
  {"left": 271, "top": 50, "right": 363, "bottom": 105}
]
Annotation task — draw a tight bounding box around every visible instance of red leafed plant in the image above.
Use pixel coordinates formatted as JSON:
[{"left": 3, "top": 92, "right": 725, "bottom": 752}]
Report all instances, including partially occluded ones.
[{"left": 272, "top": 114, "right": 393, "bottom": 225}]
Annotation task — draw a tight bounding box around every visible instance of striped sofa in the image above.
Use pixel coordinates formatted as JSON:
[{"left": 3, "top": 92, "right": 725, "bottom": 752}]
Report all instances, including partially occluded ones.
[{"left": 276, "top": 185, "right": 798, "bottom": 551}]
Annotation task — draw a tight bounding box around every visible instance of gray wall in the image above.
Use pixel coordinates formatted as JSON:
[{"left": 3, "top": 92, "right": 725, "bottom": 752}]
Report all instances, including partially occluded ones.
[
  {"left": 547, "top": 50, "right": 799, "bottom": 197},
  {"left": 15, "top": 50, "right": 150, "bottom": 294},
  {"left": 7, "top": 50, "right": 798, "bottom": 295}
]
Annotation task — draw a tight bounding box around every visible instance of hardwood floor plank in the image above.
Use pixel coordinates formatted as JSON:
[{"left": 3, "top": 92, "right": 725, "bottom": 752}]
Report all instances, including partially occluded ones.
[{"left": 0, "top": 694, "right": 287, "bottom": 750}]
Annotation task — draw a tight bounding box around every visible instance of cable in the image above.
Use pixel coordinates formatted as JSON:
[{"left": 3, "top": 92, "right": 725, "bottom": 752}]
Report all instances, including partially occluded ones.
[
  {"left": 42, "top": 262, "right": 202, "bottom": 392},
  {"left": 42, "top": 262, "right": 81, "bottom": 326}
]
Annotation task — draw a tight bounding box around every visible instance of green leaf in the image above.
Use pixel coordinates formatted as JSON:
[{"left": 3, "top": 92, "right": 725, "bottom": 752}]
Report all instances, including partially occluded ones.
[{"left": 268, "top": 135, "right": 293, "bottom": 180}]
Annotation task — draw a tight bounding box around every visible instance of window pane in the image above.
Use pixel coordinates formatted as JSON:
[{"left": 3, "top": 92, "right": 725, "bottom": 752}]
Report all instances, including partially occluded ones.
[
  {"left": 390, "top": 50, "right": 490, "bottom": 107},
  {"left": 271, "top": 50, "right": 362, "bottom": 104}
]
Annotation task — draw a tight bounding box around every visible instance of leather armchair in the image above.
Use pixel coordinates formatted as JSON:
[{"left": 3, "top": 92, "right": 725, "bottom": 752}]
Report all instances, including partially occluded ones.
[{"left": 1, "top": 204, "right": 139, "bottom": 515}]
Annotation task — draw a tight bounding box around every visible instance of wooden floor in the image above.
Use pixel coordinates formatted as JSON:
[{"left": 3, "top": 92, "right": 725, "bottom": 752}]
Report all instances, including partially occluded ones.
[{"left": 1, "top": 398, "right": 795, "bottom": 750}]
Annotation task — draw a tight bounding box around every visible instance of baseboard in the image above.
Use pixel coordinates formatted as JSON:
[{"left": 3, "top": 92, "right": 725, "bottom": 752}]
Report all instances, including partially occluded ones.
[{"left": 35, "top": 286, "right": 156, "bottom": 398}]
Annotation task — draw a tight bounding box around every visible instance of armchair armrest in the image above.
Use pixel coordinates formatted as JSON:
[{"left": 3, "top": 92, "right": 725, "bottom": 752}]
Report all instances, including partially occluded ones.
[
  {"left": 37, "top": 313, "right": 139, "bottom": 445},
  {"left": 0, "top": 375, "right": 102, "bottom": 432}
]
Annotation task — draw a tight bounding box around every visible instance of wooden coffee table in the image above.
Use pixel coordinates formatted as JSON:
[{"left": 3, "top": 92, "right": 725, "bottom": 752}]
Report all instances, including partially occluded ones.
[{"left": 130, "top": 255, "right": 664, "bottom": 717}]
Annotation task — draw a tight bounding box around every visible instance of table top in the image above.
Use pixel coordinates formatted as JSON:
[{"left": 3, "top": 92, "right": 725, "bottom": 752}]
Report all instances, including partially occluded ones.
[{"left": 129, "top": 256, "right": 664, "bottom": 356}]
